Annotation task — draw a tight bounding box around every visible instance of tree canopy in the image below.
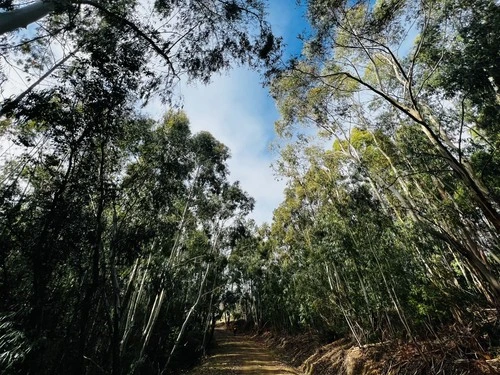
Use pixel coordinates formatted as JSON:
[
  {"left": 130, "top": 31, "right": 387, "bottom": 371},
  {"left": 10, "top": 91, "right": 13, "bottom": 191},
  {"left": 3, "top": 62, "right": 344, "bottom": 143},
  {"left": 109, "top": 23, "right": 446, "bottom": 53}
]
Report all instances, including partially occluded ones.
[
  {"left": 1, "top": 0, "right": 499, "bottom": 374},
  {"left": 0, "top": 0, "right": 281, "bottom": 114},
  {"left": 224, "top": 0, "right": 500, "bottom": 366}
]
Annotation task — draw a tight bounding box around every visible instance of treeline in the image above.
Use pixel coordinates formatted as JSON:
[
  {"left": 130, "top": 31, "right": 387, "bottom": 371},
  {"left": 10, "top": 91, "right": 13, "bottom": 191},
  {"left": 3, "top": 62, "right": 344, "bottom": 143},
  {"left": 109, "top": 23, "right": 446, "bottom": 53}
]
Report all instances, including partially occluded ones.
[
  {"left": 0, "top": 99, "right": 253, "bottom": 373},
  {"left": 0, "top": 0, "right": 275, "bottom": 374},
  {"left": 227, "top": 0, "right": 499, "bottom": 349}
]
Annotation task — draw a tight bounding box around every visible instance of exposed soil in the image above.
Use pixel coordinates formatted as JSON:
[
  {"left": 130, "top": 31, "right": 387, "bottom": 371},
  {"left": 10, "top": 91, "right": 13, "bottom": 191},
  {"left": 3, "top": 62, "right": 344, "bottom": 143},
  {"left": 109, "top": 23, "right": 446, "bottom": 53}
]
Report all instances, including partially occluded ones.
[
  {"left": 186, "top": 323, "right": 500, "bottom": 375},
  {"left": 258, "top": 331, "right": 500, "bottom": 375},
  {"left": 185, "top": 327, "right": 303, "bottom": 375}
]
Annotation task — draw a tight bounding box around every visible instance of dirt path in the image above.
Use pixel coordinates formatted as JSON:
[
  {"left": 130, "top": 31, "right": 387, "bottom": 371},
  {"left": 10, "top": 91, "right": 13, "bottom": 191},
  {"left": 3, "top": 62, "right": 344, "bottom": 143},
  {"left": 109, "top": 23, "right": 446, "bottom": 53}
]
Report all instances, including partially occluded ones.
[{"left": 186, "top": 327, "right": 302, "bottom": 375}]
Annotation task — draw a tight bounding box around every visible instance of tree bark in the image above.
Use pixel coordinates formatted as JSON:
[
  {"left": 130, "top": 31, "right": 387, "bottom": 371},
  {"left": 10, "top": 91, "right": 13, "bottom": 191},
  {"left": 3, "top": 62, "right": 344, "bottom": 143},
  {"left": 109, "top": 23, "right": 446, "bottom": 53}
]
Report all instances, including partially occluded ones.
[
  {"left": 163, "top": 264, "right": 211, "bottom": 372},
  {"left": 0, "top": 1, "right": 55, "bottom": 35}
]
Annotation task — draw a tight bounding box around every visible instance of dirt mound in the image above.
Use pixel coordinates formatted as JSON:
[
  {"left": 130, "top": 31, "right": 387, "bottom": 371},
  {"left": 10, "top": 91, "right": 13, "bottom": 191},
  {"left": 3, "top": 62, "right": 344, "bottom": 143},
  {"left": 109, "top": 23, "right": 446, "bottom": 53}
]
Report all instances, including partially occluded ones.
[
  {"left": 300, "top": 340, "right": 500, "bottom": 375},
  {"left": 256, "top": 331, "right": 500, "bottom": 375}
]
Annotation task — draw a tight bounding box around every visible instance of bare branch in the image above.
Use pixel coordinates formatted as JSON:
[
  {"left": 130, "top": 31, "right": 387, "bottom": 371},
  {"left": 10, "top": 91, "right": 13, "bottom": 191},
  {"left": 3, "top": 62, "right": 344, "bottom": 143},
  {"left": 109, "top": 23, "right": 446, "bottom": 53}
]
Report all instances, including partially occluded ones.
[{"left": 0, "top": 49, "right": 76, "bottom": 117}]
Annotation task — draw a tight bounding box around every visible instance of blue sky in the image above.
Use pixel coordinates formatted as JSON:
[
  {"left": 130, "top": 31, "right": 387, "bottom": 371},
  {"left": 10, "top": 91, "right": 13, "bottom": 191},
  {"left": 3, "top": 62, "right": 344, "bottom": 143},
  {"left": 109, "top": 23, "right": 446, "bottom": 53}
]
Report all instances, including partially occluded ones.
[
  {"left": 0, "top": 0, "right": 309, "bottom": 225},
  {"left": 169, "top": 1, "right": 309, "bottom": 224}
]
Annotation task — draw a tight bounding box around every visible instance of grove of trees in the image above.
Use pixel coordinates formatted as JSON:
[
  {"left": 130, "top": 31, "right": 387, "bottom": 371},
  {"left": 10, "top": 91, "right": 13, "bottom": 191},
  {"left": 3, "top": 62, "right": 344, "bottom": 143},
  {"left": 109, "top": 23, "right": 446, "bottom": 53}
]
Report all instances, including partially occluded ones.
[
  {"left": 0, "top": 0, "right": 276, "bottom": 374},
  {"left": 0, "top": 0, "right": 499, "bottom": 374},
  {"left": 226, "top": 0, "right": 500, "bottom": 356}
]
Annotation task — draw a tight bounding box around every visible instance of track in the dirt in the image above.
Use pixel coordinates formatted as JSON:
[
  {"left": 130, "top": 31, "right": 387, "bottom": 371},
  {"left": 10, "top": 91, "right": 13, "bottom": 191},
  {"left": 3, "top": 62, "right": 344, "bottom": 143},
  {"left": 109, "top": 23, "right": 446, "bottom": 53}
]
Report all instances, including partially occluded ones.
[{"left": 186, "top": 327, "right": 302, "bottom": 375}]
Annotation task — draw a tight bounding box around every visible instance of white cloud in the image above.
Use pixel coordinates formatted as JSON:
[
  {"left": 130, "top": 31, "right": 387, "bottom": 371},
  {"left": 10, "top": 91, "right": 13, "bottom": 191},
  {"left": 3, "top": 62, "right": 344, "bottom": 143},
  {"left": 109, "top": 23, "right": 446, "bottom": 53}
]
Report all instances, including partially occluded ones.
[
  {"left": 144, "top": 67, "right": 286, "bottom": 224},
  {"left": 179, "top": 68, "right": 286, "bottom": 225}
]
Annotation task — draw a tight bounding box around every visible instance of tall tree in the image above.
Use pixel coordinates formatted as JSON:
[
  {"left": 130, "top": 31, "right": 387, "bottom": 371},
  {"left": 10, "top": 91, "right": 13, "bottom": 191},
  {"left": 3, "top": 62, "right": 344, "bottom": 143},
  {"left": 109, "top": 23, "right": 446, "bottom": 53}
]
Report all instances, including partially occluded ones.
[
  {"left": 0, "top": 0, "right": 281, "bottom": 116},
  {"left": 0, "top": 104, "right": 256, "bottom": 373},
  {"left": 271, "top": 0, "right": 500, "bottom": 302}
]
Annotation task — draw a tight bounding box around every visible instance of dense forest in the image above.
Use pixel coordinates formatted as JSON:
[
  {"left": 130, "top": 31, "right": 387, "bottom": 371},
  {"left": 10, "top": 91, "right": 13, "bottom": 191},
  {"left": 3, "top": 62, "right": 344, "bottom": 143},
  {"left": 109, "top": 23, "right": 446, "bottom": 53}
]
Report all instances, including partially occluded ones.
[{"left": 0, "top": 0, "right": 499, "bottom": 374}]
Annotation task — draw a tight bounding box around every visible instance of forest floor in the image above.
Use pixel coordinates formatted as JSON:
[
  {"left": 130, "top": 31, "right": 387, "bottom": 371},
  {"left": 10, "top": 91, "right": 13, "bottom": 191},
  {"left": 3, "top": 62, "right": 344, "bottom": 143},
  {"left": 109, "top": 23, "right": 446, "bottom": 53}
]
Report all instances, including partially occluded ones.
[
  {"left": 185, "top": 326, "right": 302, "bottom": 375},
  {"left": 184, "top": 324, "right": 500, "bottom": 375}
]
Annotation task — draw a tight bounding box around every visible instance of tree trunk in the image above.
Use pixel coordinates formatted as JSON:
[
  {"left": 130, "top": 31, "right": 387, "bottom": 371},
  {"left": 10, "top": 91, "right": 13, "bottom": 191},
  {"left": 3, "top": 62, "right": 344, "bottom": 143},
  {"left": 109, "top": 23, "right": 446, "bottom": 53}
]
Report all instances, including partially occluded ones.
[
  {"left": 163, "top": 264, "right": 211, "bottom": 372},
  {"left": 0, "top": 1, "right": 55, "bottom": 35},
  {"left": 76, "top": 140, "right": 106, "bottom": 375}
]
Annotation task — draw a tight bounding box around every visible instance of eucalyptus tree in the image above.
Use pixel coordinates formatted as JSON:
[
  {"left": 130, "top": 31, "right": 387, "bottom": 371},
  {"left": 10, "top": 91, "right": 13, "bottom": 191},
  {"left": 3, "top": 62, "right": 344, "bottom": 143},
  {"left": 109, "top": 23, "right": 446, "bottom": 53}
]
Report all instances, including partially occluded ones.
[
  {"left": 271, "top": 0, "right": 500, "bottom": 303},
  {"left": 0, "top": 0, "right": 280, "bottom": 117},
  {"left": 226, "top": 222, "right": 274, "bottom": 327},
  {"left": 0, "top": 0, "right": 276, "bottom": 373},
  {"left": 0, "top": 51, "right": 147, "bottom": 375},
  {"left": 104, "top": 111, "right": 256, "bottom": 374},
  {"left": 0, "top": 106, "right": 257, "bottom": 374},
  {"left": 247, "top": 136, "right": 478, "bottom": 346}
]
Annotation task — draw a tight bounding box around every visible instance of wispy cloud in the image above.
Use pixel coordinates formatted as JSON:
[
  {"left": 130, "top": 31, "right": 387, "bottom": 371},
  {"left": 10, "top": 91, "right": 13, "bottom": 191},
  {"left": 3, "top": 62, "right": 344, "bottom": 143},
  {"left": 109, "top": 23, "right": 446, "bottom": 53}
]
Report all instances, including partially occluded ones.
[{"left": 178, "top": 68, "right": 286, "bottom": 224}]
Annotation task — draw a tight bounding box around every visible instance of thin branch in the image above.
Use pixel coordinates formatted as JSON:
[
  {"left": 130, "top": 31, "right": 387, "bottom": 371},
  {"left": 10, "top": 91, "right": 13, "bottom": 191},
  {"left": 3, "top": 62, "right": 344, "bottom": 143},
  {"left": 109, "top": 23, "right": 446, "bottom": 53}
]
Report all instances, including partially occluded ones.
[
  {"left": 295, "top": 66, "right": 423, "bottom": 125},
  {"left": 458, "top": 96, "right": 465, "bottom": 163},
  {"left": 0, "top": 49, "right": 76, "bottom": 117},
  {"left": 78, "top": 0, "right": 177, "bottom": 76},
  {"left": 408, "top": 9, "right": 429, "bottom": 103}
]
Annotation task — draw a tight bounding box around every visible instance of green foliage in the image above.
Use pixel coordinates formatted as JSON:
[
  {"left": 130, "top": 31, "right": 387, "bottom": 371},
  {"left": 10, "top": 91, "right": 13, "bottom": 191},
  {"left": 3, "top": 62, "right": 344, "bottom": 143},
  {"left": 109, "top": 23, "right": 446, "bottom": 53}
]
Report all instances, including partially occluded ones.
[
  {"left": 0, "top": 314, "right": 31, "bottom": 372},
  {"left": 0, "top": 0, "right": 281, "bottom": 110},
  {"left": 0, "top": 78, "right": 254, "bottom": 373},
  {"left": 1, "top": 0, "right": 499, "bottom": 369},
  {"left": 0, "top": 1, "right": 278, "bottom": 373},
  {"left": 240, "top": 0, "right": 500, "bottom": 347}
]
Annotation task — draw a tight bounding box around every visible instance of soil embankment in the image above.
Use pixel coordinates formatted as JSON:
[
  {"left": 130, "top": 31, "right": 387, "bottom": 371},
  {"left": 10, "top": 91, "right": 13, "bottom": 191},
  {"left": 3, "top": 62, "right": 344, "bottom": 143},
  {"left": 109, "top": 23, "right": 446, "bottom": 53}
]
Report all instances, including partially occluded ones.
[
  {"left": 187, "top": 325, "right": 500, "bottom": 375},
  {"left": 258, "top": 331, "right": 500, "bottom": 375}
]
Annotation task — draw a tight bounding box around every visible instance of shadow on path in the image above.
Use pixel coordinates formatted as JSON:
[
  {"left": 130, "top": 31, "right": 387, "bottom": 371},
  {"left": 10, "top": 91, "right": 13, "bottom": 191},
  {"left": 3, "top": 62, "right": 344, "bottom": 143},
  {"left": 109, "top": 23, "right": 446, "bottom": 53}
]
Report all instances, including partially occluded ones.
[{"left": 186, "top": 327, "right": 302, "bottom": 375}]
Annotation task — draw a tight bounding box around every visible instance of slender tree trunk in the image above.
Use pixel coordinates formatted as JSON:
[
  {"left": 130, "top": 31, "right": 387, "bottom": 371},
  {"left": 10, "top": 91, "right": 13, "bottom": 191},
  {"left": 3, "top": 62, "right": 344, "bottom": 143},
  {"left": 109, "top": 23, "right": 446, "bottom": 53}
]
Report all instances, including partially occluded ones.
[
  {"left": 0, "top": 50, "right": 76, "bottom": 117},
  {"left": 121, "top": 254, "right": 150, "bottom": 355},
  {"left": 417, "top": 121, "right": 500, "bottom": 232},
  {"left": 0, "top": 1, "right": 56, "bottom": 35},
  {"left": 163, "top": 264, "right": 211, "bottom": 372},
  {"left": 336, "top": 69, "right": 500, "bottom": 231},
  {"left": 201, "top": 275, "right": 218, "bottom": 354},
  {"left": 76, "top": 140, "right": 106, "bottom": 375},
  {"left": 139, "top": 170, "right": 201, "bottom": 358},
  {"left": 431, "top": 229, "right": 500, "bottom": 304},
  {"left": 110, "top": 205, "right": 121, "bottom": 375}
]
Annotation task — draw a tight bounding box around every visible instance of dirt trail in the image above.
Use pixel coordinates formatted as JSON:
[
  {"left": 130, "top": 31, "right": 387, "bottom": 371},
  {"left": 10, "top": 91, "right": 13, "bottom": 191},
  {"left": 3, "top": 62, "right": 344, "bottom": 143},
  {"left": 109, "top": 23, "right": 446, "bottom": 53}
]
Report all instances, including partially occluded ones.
[{"left": 186, "top": 327, "right": 302, "bottom": 375}]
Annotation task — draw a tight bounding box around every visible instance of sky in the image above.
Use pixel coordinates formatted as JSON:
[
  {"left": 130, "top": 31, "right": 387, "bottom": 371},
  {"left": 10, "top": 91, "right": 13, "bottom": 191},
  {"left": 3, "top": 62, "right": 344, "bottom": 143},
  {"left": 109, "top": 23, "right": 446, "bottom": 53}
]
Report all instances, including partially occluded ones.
[
  {"left": 0, "top": 0, "right": 309, "bottom": 225},
  {"left": 147, "top": 1, "right": 309, "bottom": 225},
  {"left": 183, "top": 1, "right": 309, "bottom": 225},
  {"left": 178, "top": 71, "right": 286, "bottom": 225}
]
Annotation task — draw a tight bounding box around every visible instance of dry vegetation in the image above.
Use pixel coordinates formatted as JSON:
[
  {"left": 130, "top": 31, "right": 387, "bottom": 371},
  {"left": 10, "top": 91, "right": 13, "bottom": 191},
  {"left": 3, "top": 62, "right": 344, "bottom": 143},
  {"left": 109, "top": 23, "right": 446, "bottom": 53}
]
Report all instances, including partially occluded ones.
[{"left": 256, "top": 327, "right": 500, "bottom": 375}]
